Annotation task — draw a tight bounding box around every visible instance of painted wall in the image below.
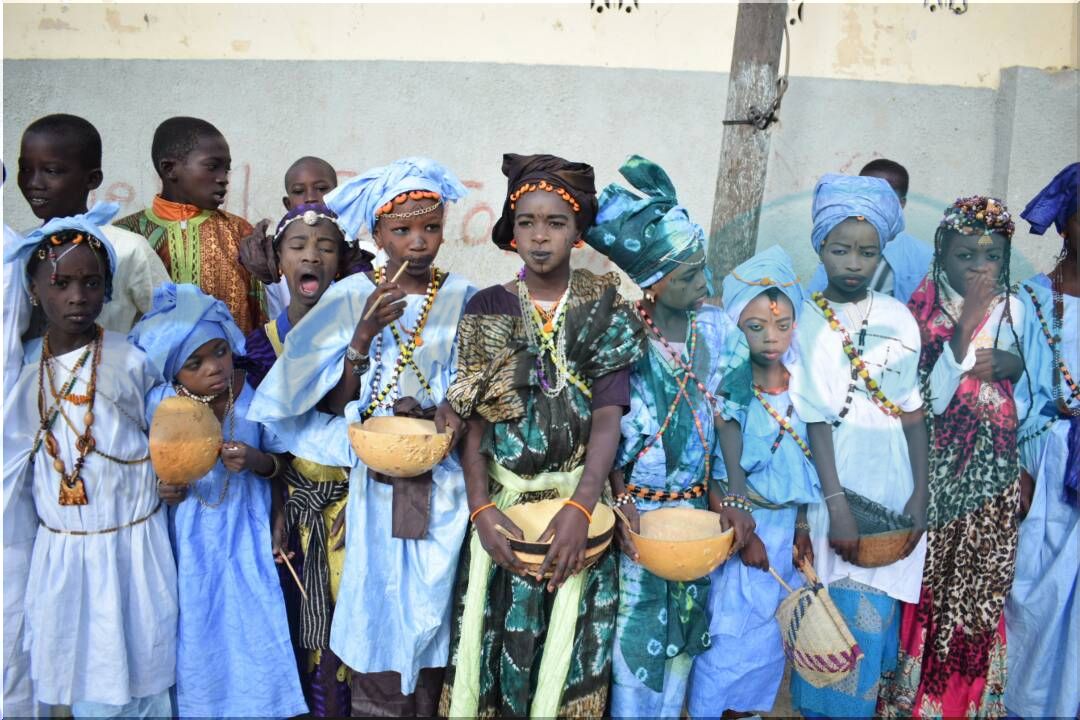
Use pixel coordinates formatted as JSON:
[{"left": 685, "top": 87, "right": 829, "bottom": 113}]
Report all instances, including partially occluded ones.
[{"left": 3, "top": 3, "right": 1077, "bottom": 288}]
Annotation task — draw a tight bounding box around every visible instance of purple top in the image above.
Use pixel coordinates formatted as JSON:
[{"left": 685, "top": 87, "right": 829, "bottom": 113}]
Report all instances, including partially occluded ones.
[{"left": 241, "top": 310, "right": 293, "bottom": 389}]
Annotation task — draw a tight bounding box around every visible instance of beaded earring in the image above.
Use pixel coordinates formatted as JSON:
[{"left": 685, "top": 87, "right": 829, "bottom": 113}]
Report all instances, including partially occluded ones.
[{"left": 510, "top": 238, "right": 518, "bottom": 250}]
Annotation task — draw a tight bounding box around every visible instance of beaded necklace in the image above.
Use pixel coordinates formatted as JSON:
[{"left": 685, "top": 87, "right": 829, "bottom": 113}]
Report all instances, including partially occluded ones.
[
  {"left": 1023, "top": 281, "right": 1080, "bottom": 416},
  {"left": 632, "top": 305, "right": 712, "bottom": 483},
  {"left": 635, "top": 302, "right": 724, "bottom": 415},
  {"left": 34, "top": 326, "right": 103, "bottom": 505},
  {"left": 362, "top": 266, "right": 442, "bottom": 418},
  {"left": 516, "top": 269, "right": 590, "bottom": 398},
  {"left": 176, "top": 381, "right": 236, "bottom": 508},
  {"left": 812, "top": 292, "right": 903, "bottom": 421},
  {"left": 753, "top": 385, "right": 812, "bottom": 459}
]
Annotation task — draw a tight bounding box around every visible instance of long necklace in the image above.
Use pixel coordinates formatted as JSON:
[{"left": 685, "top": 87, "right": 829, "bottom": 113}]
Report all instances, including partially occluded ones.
[
  {"left": 176, "top": 381, "right": 236, "bottom": 508},
  {"left": 516, "top": 269, "right": 590, "bottom": 398},
  {"left": 633, "top": 305, "right": 712, "bottom": 482},
  {"left": 813, "top": 292, "right": 903, "bottom": 421},
  {"left": 753, "top": 385, "right": 812, "bottom": 459},
  {"left": 635, "top": 302, "right": 725, "bottom": 415},
  {"left": 363, "top": 266, "right": 442, "bottom": 418},
  {"left": 1024, "top": 279, "right": 1080, "bottom": 416},
  {"left": 35, "top": 327, "right": 103, "bottom": 506}
]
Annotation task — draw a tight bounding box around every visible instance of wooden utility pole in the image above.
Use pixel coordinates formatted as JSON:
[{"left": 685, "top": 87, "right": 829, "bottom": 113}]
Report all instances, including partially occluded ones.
[{"left": 708, "top": 0, "right": 788, "bottom": 285}]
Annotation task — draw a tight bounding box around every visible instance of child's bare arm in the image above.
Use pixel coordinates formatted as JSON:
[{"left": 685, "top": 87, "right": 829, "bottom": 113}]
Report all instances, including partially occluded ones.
[
  {"left": 807, "top": 422, "right": 859, "bottom": 563},
  {"left": 900, "top": 408, "right": 929, "bottom": 557}
]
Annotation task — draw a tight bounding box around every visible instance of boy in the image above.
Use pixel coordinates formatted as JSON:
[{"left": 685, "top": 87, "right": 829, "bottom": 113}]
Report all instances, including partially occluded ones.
[
  {"left": 115, "top": 116, "right": 265, "bottom": 334},
  {"left": 239, "top": 156, "right": 371, "bottom": 319},
  {"left": 17, "top": 113, "right": 169, "bottom": 334},
  {"left": 809, "top": 158, "right": 934, "bottom": 304}
]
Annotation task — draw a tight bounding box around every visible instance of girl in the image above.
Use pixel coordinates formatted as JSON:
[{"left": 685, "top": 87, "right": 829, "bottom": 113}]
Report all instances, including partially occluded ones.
[
  {"left": 581, "top": 155, "right": 753, "bottom": 717},
  {"left": 787, "top": 174, "right": 929, "bottom": 718},
  {"left": 128, "top": 283, "right": 307, "bottom": 718},
  {"left": 689, "top": 245, "right": 821, "bottom": 718},
  {"left": 248, "top": 157, "right": 474, "bottom": 717},
  {"left": 439, "top": 153, "right": 644, "bottom": 718},
  {"left": 1006, "top": 163, "right": 1080, "bottom": 719},
  {"left": 3, "top": 203, "right": 177, "bottom": 717},
  {"left": 879, "top": 196, "right": 1028, "bottom": 717},
  {"left": 244, "top": 203, "right": 353, "bottom": 716}
]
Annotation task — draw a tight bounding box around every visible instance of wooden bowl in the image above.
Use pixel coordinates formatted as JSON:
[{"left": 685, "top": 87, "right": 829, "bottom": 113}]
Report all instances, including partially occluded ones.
[
  {"left": 348, "top": 416, "right": 452, "bottom": 478},
  {"left": 501, "top": 499, "right": 615, "bottom": 578},
  {"left": 149, "top": 396, "right": 223, "bottom": 486},
  {"left": 631, "top": 507, "right": 735, "bottom": 581}
]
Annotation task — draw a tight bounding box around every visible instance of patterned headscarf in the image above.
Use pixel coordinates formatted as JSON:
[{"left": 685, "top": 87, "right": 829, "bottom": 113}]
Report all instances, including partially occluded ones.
[
  {"left": 810, "top": 174, "right": 904, "bottom": 252},
  {"left": 272, "top": 202, "right": 350, "bottom": 247},
  {"left": 1021, "top": 163, "right": 1079, "bottom": 236},
  {"left": 722, "top": 245, "right": 805, "bottom": 325},
  {"left": 492, "top": 153, "right": 599, "bottom": 250},
  {"left": 324, "top": 157, "right": 467, "bottom": 239},
  {"left": 585, "top": 155, "right": 706, "bottom": 289},
  {"left": 128, "top": 283, "right": 246, "bottom": 381},
  {"left": 938, "top": 195, "right": 1015, "bottom": 240},
  {"left": 4, "top": 202, "right": 119, "bottom": 300}
]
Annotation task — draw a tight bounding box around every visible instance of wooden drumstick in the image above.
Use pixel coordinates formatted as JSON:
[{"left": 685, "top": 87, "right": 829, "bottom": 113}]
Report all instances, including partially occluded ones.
[
  {"left": 362, "top": 261, "right": 410, "bottom": 321},
  {"left": 278, "top": 549, "right": 308, "bottom": 601}
]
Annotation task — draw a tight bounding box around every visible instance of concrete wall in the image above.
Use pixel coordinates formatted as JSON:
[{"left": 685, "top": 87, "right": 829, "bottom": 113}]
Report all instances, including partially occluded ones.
[
  {"left": 4, "top": 57, "right": 1076, "bottom": 287},
  {"left": 3, "top": 3, "right": 1077, "bottom": 288}
]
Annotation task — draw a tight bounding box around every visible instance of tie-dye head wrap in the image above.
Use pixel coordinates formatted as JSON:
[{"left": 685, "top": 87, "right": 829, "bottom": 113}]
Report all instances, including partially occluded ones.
[{"left": 585, "top": 155, "right": 708, "bottom": 289}]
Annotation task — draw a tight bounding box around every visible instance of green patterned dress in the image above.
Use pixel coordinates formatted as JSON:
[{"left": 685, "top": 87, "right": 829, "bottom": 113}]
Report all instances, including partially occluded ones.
[{"left": 439, "top": 270, "right": 644, "bottom": 718}]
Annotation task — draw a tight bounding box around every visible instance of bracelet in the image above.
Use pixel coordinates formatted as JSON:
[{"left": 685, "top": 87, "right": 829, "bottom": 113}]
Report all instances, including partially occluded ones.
[
  {"left": 719, "top": 493, "right": 753, "bottom": 514},
  {"left": 823, "top": 491, "right": 845, "bottom": 502},
  {"left": 795, "top": 521, "right": 811, "bottom": 533},
  {"left": 346, "top": 345, "right": 371, "bottom": 377},
  {"left": 565, "top": 499, "right": 593, "bottom": 524},
  {"left": 256, "top": 454, "right": 283, "bottom": 479},
  {"left": 470, "top": 502, "right": 496, "bottom": 523},
  {"left": 613, "top": 492, "right": 636, "bottom": 508}
]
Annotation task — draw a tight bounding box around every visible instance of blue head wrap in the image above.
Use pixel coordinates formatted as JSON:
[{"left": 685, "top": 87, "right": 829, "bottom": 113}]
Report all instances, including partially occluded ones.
[
  {"left": 722, "top": 245, "right": 805, "bottom": 325},
  {"left": 3, "top": 202, "right": 119, "bottom": 300},
  {"left": 128, "top": 283, "right": 246, "bottom": 382},
  {"left": 810, "top": 174, "right": 904, "bottom": 253},
  {"left": 1021, "top": 163, "right": 1079, "bottom": 236},
  {"left": 585, "top": 155, "right": 707, "bottom": 289},
  {"left": 324, "top": 157, "right": 467, "bottom": 239}
]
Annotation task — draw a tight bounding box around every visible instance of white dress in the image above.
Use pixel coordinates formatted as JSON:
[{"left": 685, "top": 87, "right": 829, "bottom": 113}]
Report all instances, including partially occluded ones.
[
  {"left": 788, "top": 291, "right": 928, "bottom": 602},
  {"left": 3, "top": 331, "right": 177, "bottom": 706}
]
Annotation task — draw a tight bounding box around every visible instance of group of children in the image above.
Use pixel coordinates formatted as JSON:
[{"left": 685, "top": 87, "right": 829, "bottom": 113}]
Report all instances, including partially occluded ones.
[{"left": 3, "top": 111, "right": 1077, "bottom": 720}]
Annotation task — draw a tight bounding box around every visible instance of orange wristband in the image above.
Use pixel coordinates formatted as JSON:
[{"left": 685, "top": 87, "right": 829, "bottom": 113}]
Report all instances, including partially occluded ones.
[
  {"left": 564, "top": 499, "right": 592, "bottom": 524},
  {"left": 470, "top": 502, "right": 496, "bottom": 523}
]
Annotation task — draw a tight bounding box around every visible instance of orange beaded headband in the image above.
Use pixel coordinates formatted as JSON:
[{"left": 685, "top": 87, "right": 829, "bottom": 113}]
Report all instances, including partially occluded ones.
[
  {"left": 375, "top": 190, "right": 443, "bottom": 220},
  {"left": 509, "top": 180, "right": 581, "bottom": 214}
]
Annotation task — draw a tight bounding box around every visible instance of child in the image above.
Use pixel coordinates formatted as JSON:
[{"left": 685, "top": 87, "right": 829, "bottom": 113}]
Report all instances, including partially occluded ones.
[
  {"left": 879, "top": 197, "right": 1028, "bottom": 717},
  {"left": 689, "top": 245, "right": 822, "bottom": 718},
  {"left": 580, "top": 155, "right": 750, "bottom": 717},
  {"left": 1006, "top": 163, "right": 1080, "bottom": 719},
  {"left": 249, "top": 157, "right": 474, "bottom": 717},
  {"left": 244, "top": 202, "right": 353, "bottom": 716},
  {"left": 116, "top": 116, "right": 265, "bottom": 334},
  {"left": 128, "top": 283, "right": 307, "bottom": 718},
  {"left": 809, "top": 158, "right": 933, "bottom": 304},
  {"left": 787, "top": 173, "right": 929, "bottom": 718},
  {"left": 2, "top": 204, "right": 177, "bottom": 717},
  {"left": 240, "top": 156, "right": 373, "bottom": 319},
  {"left": 439, "top": 153, "right": 645, "bottom": 718},
  {"left": 17, "top": 113, "right": 170, "bottom": 333}
]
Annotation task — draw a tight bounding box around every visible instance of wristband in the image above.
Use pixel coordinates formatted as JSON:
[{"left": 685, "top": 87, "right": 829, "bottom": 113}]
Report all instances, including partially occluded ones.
[
  {"left": 470, "top": 502, "right": 496, "bottom": 523},
  {"left": 256, "top": 454, "right": 282, "bottom": 479},
  {"left": 564, "top": 499, "right": 593, "bottom": 524}
]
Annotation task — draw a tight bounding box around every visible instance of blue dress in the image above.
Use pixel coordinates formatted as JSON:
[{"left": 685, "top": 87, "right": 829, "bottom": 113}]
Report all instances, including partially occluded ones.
[
  {"left": 147, "top": 382, "right": 307, "bottom": 718},
  {"left": 689, "top": 386, "right": 820, "bottom": 715}
]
